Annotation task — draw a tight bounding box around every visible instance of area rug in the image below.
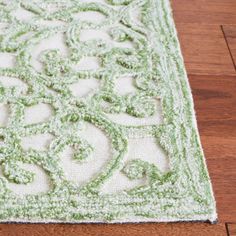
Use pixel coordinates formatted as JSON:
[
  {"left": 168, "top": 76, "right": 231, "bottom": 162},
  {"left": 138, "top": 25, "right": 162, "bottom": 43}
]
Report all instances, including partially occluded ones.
[{"left": 0, "top": 0, "right": 217, "bottom": 223}]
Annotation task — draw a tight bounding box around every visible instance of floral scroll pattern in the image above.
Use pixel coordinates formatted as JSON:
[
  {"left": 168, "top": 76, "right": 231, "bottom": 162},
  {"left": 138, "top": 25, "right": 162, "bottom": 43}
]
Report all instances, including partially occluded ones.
[{"left": 0, "top": 0, "right": 216, "bottom": 222}]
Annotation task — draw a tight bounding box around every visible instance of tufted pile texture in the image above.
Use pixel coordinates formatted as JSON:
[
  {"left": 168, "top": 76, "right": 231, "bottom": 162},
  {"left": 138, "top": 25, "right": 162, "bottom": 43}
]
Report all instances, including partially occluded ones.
[{"left": 0, "top": 0, "right": 216, "bottom": 223}]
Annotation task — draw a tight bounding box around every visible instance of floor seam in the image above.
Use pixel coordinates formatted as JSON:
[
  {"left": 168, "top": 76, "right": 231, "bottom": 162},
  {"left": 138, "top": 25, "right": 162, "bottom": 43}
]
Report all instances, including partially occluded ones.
[
  {"left": 225, "top": 223, "right": 230, "bottom": 236},
  {"left": 221, "top": 25, "right": 236, "bottom": 71},
  {"left": 187, "top": 73, "right": 236, "bottom": 77}
]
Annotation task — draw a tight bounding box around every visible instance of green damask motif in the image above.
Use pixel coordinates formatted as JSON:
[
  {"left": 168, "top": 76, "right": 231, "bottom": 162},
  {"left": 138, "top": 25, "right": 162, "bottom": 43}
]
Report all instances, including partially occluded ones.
[{"left": 0, "top": 0, "right": 216, "bottom": 222}]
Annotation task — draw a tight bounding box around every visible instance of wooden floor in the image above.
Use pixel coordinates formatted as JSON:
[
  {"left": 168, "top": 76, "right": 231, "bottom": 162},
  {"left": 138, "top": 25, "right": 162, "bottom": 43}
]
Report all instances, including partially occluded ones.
[{"left": 1, "top": 0, "right": 236, "bottom": 235}]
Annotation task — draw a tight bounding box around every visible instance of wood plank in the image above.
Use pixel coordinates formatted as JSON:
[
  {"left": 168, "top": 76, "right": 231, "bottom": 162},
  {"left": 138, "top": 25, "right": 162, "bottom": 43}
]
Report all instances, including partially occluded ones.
[
  {"left": 202, "top": 136, "right": 236, "bottom": 160},
  {"left": 175, "top": 24, "right": 235, "bottom": 75},
  {"left": 171, "top": 0, "right": 236, "bottom": 24},
  {"left": 227, "top": 223, "right": 236, "bottom": 236},
  {"left": 188, "top": 75, "right": 236, "bottom": 223},
  {"left": 222, "top": 25, "right": 236, "bottom": 70},
  {"left": 189, "top": 75, "right": 236, "bottom": 136},
  {"left": 207, "top": 158, "right": 236, "bottom": 222},
  {"left": 0, "top": 223, "right": 227, "bottom": 236}
]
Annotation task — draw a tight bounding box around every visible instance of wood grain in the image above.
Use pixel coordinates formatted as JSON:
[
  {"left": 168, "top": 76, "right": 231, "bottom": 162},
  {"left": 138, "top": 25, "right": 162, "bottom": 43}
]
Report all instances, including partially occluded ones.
[
  {"left": 189, "top": 75, "right": 236, "bottom": 137},
  {"left": 0, "top": 223, "right": 227, "bottom": 236},
  {"left": 227, "top": 223, "right": 236, "bottom": 236},
  {"left": 176, "top": 24, "right": 235, "bottom": 75},
  {"left": 172, "top": 0, "right": 236, "bottom": 24},
  {"left": 222, "top": 25, "right": 236, "bottom": 70},
  {"left": 189, "top": 75, "right": 236, "bottom": 223}
]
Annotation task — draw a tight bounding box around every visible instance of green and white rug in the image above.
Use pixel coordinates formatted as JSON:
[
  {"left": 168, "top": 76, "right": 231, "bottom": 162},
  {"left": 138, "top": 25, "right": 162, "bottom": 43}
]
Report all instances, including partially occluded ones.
[{"left": 0, "top": 0, "right": 216, "bottom": 223}]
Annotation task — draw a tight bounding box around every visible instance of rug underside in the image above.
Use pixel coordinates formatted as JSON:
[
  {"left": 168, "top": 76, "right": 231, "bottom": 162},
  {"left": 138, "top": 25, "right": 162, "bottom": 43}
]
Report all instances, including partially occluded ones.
[{"left": 0, "top": 0, "right": 217, "bottom": 223}]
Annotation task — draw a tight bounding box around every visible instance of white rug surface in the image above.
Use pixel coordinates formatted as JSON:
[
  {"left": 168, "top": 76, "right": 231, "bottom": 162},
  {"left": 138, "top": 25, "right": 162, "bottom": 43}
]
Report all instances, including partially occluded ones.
[{"left": 0, "top": 0, "right": 216, "bottom": 223}]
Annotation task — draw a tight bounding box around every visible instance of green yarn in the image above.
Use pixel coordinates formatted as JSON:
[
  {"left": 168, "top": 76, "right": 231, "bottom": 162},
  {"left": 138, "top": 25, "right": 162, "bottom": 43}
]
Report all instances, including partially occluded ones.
[{"left": 0, "top": 0, "right": 216, "bottom": 222}]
